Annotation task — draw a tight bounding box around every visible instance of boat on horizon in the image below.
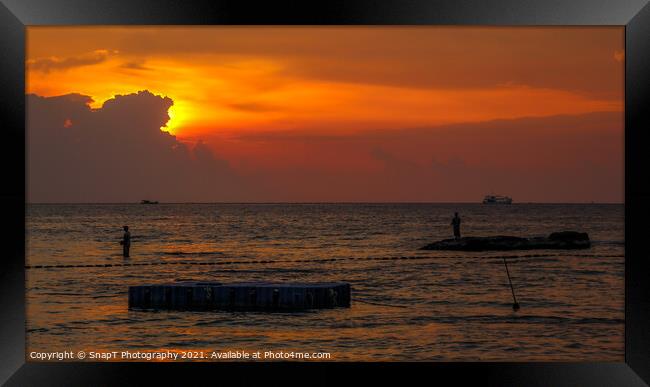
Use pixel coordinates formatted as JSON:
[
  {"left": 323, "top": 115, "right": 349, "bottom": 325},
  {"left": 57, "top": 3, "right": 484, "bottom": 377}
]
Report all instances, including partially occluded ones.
[
  {"left": 482, "top": 194, "right": 512, "bottom": 204},
  {"left": 140, "top": 200, "right": 159, "bottom": 204}
]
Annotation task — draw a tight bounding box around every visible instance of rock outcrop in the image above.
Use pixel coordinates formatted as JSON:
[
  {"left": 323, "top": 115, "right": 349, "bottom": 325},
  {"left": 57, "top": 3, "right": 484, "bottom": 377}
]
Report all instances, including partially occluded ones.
[{"left": 420, "top": 231, "right": 590, "bottom": 251}]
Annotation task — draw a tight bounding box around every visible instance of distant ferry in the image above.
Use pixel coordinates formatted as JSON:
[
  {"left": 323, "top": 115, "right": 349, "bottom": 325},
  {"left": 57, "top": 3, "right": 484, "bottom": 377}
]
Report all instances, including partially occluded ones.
[
  {"left": 140, "top": 200, "right": 159, "bottom": 204},
  {"left": 482, "top": 195, "right": 512, "bottom": 204}
]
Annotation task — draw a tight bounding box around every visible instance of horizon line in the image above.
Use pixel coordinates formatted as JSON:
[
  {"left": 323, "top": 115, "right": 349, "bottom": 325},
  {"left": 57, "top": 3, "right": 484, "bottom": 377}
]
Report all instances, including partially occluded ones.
[{"left": 26, "top": 201, "right": 625, "bottom": 205}]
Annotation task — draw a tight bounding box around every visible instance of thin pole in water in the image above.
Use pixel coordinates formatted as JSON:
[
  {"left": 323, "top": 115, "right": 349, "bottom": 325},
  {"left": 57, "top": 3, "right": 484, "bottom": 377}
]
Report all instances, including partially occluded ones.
[{"left": 502, "top": 257, "right": 520, "bottom": 311}]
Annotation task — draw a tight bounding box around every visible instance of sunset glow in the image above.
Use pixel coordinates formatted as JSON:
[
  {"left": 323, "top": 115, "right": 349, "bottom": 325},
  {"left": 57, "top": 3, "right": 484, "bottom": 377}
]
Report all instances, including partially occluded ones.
[{"left": 26, "top": 27, "right": 624, "bottom": 203}]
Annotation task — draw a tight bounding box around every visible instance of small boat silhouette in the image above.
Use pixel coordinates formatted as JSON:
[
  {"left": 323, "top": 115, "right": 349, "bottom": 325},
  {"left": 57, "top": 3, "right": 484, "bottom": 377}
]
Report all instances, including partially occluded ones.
[
  {"left": 140, "top": 200, "right": 159, "bottom": 204},
  {"left": 482, "top": 194, "right": 512, "bottom": 204}
]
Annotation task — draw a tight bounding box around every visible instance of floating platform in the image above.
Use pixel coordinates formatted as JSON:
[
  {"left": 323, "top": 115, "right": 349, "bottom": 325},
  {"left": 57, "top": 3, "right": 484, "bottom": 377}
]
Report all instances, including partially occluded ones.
[
  {"left": 128, "top": 281, "right": 351, "bottom": 311},
  {"left": 420, "top": 231, "right": 591, "bottom": 251}
]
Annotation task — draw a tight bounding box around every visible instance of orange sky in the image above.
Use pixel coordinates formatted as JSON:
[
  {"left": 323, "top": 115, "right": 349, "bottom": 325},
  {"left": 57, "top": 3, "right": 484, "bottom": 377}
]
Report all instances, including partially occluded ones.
[{"left": 26, "top": 27, "right": 624, "bottom": 202}]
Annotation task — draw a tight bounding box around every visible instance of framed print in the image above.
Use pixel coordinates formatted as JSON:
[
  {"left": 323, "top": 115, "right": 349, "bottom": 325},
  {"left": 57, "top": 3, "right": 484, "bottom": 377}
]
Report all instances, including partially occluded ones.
[{"left": 1, "top": 0, "right": 649, "bottom": 385}]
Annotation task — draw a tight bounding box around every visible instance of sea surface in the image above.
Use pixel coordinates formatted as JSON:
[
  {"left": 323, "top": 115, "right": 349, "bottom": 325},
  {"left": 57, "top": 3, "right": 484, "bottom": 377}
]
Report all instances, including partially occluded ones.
[{"left": 26, "top": 203, "right": 624, "bottom": 361}]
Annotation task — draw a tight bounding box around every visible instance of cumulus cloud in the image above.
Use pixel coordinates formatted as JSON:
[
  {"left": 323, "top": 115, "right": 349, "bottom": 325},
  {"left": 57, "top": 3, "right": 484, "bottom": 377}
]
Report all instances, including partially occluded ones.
[
  {"left": 27, "top": 90, "right": 243, "bottom": 203},
  {"left": 27, "top": 49, "right": 116, "bottom": 73}
]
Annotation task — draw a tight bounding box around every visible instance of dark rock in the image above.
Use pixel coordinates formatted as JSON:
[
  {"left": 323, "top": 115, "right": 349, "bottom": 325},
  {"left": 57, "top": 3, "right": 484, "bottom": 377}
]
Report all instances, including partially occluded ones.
[{"left": 420, "top": 231, "right": 590, "bottom": 251}]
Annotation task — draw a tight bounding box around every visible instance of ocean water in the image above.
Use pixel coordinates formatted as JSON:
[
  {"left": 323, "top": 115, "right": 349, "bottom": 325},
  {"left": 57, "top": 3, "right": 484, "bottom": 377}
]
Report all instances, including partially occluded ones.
[{"left": 26, "top": 203, "right": 624, "bottom": 361}]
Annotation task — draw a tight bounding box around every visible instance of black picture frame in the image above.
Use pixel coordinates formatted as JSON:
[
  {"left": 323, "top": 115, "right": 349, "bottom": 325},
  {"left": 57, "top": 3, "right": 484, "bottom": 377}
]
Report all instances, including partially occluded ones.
[{"left": 1, "top": 0, "right": 649, "bottom": 385}]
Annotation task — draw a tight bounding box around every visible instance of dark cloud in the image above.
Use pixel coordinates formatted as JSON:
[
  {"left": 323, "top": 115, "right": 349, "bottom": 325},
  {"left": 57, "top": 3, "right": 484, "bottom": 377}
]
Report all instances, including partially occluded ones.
[
  {"left": 120, "top": 60, "right": 152, "bottom": 71},
  {"left": 27, "top": 90, "right": 244, "bottom": 203},
  {"left": 27, "top": 50, "right": 115, "bottom": 73},
  {"left": 27, "top": 92, "right": 623, "bottom": 203},
  {"left": 226, "top": 101, "right": 279, "bottom": 112},
  {"left": 357, "top": 146, "right": 621, "bottom": 203},
  {"left": 231, "top": 131, "right": 349, "bottom": 143},
  {"left": 220, "top": 111, "right": 623, "bottom": 202},
  {"left": 371, "top": 148, "right": 418, "bottom": 172},
  {"left": 28, "top": 28, "right": 624, "bottom": 97},
  {"left": 109, "top": 28, "right": 625, "bottom": 97}
]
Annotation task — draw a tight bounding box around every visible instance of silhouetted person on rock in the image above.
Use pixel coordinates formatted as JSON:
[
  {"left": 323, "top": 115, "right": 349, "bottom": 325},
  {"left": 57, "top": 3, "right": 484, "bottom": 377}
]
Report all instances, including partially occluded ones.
[
  {"left": 451, "top": 212, "right": 461, "bottom": 240},
  {"left": 121, "top": 226, "right": 131, "bottom": 257}
]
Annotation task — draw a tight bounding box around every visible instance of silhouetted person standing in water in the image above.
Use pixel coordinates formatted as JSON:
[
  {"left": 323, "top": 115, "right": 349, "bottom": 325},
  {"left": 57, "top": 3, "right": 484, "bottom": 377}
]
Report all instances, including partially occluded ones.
[
  {"left": 451, "top": 212, "right": 461, "bottom": 240},
  {"left": 121, "top": 226, "right": 131, "bottom": 257}
]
